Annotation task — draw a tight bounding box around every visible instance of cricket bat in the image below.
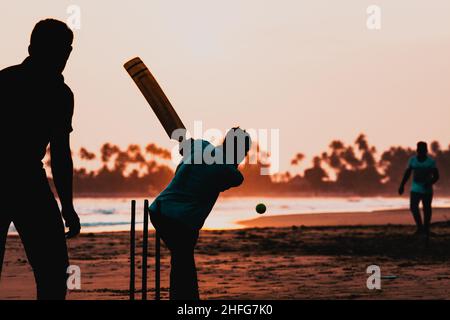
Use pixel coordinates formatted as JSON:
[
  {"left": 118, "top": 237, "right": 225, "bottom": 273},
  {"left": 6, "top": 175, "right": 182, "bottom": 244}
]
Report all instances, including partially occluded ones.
[{"left": 124, "top": 57, "right": 186, "bottom": 141}]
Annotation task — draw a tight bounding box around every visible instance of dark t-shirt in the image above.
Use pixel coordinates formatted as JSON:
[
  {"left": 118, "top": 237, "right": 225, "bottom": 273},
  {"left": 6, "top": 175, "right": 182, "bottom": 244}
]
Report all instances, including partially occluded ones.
[
  {"left": 0, "top": 57, "right": 74, "bottom": 180},
  {"left": 407, "top": 156, "right": 436, "bottom": 194},
  {"left": 150, "top": 140, "right": 244, "bottom": 230}
]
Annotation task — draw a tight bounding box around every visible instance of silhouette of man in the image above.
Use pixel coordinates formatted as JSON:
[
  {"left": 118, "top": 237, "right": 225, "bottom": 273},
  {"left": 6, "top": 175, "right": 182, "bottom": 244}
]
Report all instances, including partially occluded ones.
[
  {"left": 398, "top": 141, "right": 439, "bottom": 237},
  {"left": 0, "top": 19, "right": 80, "bottom": 299},
  {"left": 149, "top": 128, "right": 251, "bottom": 300}
]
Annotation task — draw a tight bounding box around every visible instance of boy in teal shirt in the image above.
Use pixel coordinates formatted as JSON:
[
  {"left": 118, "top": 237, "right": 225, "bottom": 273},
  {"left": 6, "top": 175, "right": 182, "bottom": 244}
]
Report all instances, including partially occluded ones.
[
  {"left": 399, "top": 141, "right": 440, "bottom": 237},
  {"left": 150, "top": 127, "right": 251, "bottom": 300}
]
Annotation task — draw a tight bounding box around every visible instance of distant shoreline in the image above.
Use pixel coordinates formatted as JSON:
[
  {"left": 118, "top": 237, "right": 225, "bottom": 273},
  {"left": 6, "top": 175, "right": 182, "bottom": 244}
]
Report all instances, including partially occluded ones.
[
  {"left": 237, "top": 207, "right": 450, "bottom": 228},
  {"left": 71, "top": 192, "right": 450, "bottom": 199}
]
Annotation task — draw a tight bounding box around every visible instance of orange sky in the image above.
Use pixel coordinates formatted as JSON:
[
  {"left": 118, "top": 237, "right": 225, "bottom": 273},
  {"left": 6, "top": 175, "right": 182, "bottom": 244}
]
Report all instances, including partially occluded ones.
[{"left": 1, "top": 1, "right": 449, "bottom": 173}]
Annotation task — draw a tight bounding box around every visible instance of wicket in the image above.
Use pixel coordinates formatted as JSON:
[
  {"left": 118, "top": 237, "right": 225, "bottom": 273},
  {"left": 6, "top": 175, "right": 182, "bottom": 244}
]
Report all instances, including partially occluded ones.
[{"left": 130, "top": 199, "right": 161, "bottom": 300}]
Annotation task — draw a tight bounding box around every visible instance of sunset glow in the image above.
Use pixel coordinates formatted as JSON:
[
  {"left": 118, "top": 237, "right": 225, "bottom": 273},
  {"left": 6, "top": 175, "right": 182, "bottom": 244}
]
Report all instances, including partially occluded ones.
[{"left": 1, "top": 1, "right": 449, "bottom": 174}]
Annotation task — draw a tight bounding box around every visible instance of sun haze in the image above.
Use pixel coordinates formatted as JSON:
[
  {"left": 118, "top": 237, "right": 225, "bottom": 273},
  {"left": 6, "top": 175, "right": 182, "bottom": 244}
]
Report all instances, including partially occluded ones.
[{"left": 1, "top": 0, "right": 449, "bottom": 173}]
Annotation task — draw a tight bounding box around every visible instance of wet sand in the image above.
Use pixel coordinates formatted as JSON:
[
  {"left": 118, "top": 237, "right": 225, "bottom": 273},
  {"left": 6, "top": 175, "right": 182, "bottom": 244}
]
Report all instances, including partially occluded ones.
[
  {"left": 1, "top": 209, "right": 449, "bottom": 300},
  {"left": 238, "top": 208, "right": 450, "bottom": 228}
]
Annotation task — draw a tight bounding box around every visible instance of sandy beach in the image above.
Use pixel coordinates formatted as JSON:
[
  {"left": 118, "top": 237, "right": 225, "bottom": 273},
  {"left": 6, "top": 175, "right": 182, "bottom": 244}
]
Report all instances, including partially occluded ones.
[
  {"left": 1, "top": 209, "right": 449, "bottom": 300},
  {"left": 238, "top": 207, "right": 450, "bottom": 228}
]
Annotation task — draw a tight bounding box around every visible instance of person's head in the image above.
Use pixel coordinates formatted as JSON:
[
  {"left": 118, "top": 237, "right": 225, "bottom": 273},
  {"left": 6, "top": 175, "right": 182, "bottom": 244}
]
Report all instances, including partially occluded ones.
[
  {"left": 28, "top": 19, "right": 73, "bottom": 74},
  {"left": 222, "top": 127, "right": 252, "bottom": 166},
  {"left": 417, "top": 141, "right": 428, "bottom": 157}
]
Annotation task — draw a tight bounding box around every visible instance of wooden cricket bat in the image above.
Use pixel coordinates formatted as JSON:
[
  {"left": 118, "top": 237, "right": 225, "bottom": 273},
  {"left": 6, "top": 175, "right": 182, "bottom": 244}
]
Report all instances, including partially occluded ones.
[{"left": 124, "top": 57, "right": 186, "bottom": 141}]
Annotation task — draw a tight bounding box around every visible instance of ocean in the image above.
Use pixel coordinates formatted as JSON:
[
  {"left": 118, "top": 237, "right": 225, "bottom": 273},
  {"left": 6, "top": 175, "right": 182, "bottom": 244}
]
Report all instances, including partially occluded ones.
[{"left": 9, "top": 196, "right": 450, "bottom": 233}]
